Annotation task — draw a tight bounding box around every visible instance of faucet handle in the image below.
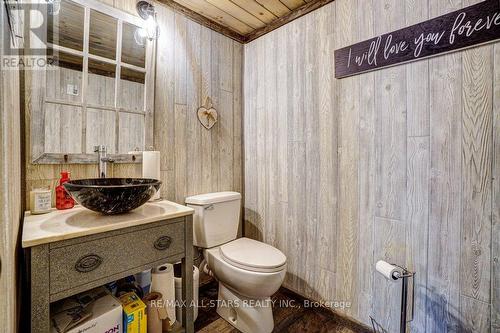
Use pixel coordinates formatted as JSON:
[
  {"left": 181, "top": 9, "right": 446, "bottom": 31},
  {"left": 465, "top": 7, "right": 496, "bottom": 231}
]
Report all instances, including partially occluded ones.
[{"left": 93, "top": 145, "right": 106, "bottom": 153}]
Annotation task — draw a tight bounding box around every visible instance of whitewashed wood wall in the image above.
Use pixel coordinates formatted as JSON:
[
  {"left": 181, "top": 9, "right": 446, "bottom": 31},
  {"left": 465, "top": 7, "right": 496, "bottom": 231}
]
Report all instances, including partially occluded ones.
[
  {"left": 1, "top": 2, "right": 22, "bottom": 332},
  {"left": 154, "top": 4, "right": 243, "bottom": 204},
  {"left": 243, "top": 0, "right": 499, "bottom": 332}
]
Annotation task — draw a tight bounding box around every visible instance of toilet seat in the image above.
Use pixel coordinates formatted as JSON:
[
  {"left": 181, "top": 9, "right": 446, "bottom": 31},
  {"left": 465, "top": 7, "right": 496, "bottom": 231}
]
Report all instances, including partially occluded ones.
[{"left": 220, "top": 238, "right": 286, "bottom": 273}]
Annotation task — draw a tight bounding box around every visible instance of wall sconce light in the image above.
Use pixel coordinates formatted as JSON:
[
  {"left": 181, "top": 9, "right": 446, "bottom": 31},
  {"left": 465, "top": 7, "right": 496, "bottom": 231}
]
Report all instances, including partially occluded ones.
[{"left": 136, "top": 1, "right": 159, "bottom": 41}]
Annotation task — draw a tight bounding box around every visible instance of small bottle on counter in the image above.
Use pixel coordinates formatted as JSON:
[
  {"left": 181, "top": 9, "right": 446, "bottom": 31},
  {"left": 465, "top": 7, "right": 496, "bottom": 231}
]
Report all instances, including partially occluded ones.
[
  {"left": 56, "top": 171, "right": 75, "bottom": 210},
  {"left": 29, "top": 188, "right": 52, "bottom": 214}
]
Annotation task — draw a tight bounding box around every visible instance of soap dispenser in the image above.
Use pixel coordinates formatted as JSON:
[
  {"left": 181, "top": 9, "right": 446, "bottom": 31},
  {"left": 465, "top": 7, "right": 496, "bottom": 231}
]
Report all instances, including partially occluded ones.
[{"left": 56, "top": 171, "right": 75, "bottom": 210}]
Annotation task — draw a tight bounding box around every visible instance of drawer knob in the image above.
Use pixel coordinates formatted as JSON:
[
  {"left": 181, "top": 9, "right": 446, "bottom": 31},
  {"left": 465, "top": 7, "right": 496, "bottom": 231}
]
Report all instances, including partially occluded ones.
[
  {"left": 75, "top": 254, "right": 102, "bottom": 273},
  {"left": 154, "top": 236, "right": 172, "bottom": 251}
]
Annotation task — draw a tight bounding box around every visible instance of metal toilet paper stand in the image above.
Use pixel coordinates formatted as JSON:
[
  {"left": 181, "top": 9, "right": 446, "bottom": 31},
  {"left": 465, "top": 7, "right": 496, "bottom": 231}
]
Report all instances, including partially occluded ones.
[{"left": 370, "top": 264, "right": 415, "bottom": 333}]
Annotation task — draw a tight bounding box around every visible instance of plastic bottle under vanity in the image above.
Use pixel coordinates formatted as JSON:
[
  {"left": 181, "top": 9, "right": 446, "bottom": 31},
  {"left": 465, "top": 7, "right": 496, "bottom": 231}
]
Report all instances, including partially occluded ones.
[{"left": 56, "top": 171, "right": 75, "bottom": 210}]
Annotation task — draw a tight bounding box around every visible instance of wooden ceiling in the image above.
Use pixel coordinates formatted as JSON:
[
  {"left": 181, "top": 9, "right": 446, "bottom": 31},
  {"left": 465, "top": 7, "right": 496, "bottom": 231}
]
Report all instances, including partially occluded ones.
[{"left": 156, "top": 0, "right": 334, "bottom": 43}]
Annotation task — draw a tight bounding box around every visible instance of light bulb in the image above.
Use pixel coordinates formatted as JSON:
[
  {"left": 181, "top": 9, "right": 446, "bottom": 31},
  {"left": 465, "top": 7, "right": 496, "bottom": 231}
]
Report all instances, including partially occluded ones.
[
  {"left": 137, "top": 28, "right": 147, "bottom": 39},
  {"left": 144, "top": 16, "right": 157, "bottom": 40}
]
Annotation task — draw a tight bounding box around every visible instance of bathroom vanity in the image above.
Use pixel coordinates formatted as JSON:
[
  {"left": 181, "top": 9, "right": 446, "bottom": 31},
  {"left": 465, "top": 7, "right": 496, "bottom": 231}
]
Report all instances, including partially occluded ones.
[{"left": 22, "top": 200, "right": 195, "bottom": 333}]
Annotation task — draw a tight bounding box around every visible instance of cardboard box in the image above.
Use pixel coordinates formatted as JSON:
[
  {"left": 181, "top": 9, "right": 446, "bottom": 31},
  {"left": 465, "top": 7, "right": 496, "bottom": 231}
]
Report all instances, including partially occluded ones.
[
  {"left": 119, "top": 292, "right": 147, "bottom": 333},
  {"left": 51, "top": 287, "right": 122, "bottom": 333}
]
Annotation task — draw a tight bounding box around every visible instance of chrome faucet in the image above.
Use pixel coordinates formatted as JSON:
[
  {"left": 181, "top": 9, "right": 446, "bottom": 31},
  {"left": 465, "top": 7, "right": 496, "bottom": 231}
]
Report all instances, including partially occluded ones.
[{"left": 94, "top": 145, "right": 114, "bottom": 178}]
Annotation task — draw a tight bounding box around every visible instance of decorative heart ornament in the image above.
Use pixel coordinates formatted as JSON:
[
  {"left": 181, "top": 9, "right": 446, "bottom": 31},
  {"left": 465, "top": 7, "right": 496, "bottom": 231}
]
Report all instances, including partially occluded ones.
[{"left": 197, "top": 97, "right": 218, "bottom": 130}]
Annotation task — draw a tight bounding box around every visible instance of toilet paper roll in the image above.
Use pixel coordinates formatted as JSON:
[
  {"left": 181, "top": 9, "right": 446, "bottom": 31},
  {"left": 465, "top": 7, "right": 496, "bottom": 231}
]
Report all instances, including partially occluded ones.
[
  {"left": 143, "top": 292, "right": 168, "bottom": 333},
  {"left": 151, "top": 264, "right": 176, "bottom": 324},
  {"left": 376, "top": 260, "right": 402, "bottom": 282},
  {"left": 143, "top": 151, "right": 161, "bottom": 200}
]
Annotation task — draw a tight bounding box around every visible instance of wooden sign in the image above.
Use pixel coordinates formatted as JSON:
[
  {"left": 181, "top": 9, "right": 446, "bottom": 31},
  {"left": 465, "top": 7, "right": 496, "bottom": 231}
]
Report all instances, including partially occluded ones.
[
  {"left": 334, "top": 0, "right": 500, "bottom": 78},
  {"left": 197, "top": 97, "right": 218, "bottom": 130}
]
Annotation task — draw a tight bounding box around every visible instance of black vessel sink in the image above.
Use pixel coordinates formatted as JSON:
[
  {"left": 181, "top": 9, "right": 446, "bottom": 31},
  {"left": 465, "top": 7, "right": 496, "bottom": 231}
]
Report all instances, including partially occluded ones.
[{"left": 63, "top": 178, "right": 162, "bottom": 215}]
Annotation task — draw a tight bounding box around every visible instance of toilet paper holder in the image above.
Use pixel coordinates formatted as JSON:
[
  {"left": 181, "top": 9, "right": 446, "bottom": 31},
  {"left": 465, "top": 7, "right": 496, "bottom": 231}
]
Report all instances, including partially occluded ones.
[
  {"left": 391, "top": 263, "right": 415, "bottom": 333},
  {"left": 372, "top": 263, "right": 415, "bottom": 333}
]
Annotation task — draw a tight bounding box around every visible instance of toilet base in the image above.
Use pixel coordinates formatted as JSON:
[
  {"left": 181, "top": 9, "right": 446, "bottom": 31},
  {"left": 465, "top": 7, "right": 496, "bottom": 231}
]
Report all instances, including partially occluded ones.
[{"left": 216, "top": 283, "right": 274, "bottom": 333}]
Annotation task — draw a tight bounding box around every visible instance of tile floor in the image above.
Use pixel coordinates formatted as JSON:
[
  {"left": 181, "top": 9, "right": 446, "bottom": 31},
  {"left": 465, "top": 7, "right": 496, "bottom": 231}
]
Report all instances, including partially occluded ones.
[{"left": 194, "top": 281, "right": 372, "bottom": 333}]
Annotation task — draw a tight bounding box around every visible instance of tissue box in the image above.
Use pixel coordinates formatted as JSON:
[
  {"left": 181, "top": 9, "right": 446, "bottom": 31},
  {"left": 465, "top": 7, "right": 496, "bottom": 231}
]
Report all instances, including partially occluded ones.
[
  {"left": 51, "top": 287, "right": 122, "bottom": 333},
  {"left": 119, "top": 292, "right": 147, "bottom": 333}
]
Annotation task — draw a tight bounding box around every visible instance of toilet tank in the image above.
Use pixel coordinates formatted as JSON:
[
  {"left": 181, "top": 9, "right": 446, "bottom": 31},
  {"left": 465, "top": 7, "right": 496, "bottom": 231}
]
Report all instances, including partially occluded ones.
[{"left": 185, "top": 192, "right": 241, "bottom": 248}]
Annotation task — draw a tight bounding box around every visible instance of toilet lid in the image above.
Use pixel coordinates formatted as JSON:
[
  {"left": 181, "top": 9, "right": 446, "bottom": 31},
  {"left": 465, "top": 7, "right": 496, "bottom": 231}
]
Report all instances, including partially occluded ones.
[{"left": 220, "top": 238, "right": 286, "bottom": 273}]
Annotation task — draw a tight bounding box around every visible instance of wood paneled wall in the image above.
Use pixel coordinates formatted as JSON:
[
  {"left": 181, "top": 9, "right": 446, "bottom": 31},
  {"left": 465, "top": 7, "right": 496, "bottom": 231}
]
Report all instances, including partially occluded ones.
[
  {"left": 1, "top": 3, "right": 22, "bottom": 332},
  {"left": 25, "top": 0, "right": 243, "bottom": 209},
  {"left": 24, "top": 0, "right": 144, "bottom": 209},
  {"left": 243, "top": 0, "right": 499, "bottom": 332},
  {"left": 154, "top": 4, "right": 243, "bottom": 204}
]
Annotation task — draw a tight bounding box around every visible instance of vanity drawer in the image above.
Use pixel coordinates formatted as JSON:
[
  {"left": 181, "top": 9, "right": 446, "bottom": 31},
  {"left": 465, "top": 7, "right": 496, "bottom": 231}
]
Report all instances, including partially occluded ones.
[{"left": 49, "top": 221, "right": 185, "bottom": 295}]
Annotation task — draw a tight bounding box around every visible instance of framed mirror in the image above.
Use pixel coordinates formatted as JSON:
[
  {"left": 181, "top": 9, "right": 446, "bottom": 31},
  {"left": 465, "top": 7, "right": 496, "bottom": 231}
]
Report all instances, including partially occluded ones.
[{"left": 28, "top": 0, "right": 155, "bottom": 164}]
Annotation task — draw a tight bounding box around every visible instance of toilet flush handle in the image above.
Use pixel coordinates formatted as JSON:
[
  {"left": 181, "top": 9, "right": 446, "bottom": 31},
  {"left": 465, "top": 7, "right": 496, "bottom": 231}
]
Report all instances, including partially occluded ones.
[{"left": 204, "top": 204, "right": 214, "bottom": 210}]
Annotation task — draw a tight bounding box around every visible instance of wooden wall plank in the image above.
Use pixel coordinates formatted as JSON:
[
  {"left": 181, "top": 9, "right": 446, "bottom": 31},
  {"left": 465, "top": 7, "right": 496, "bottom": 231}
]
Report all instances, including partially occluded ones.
[
  {"left": 186, "top": 20, "right": 202, "bottom": 196},
  {"left": 356, "top": 0, "right": 375, "bottom": 324},
  {"left": 174, "top": 103, "right": 187, "bottom": 203},
  {"left": 335, "top": 0, "right": 359, "bottom": 318},
  {"left": 427, "top": 0, "right": 463, "bottom": 330},
  {"left": 210, "top": 31, "right": 221, "bottom": 191},
  {"left": 372, "top": 217, "right": 406, "bottom": 333},
  {"left": 303, "top": 12, "right": 319, "bottom": 297},
  {"left": 118, "top": 112, "right": 145, "bottom": 152},
  {"left": 460, "top": 45, "right": 492, "bottom": 303},
  {"left": 492, "top": 38, "right": 500, "bottom": 333},
  {"left": 285, "top": 17, "right": 306, "bottom": 291},
  {"left": 200, "top": 26, "right": 213, "bottom": 194},
  {"left": 404, "top": 2, "right": 430, "bottom": 332},
  {"left": 372, "top": 3, "right": 407, "bottom": 329},
  {"left": 243, "top": 39, "right": 258, "bottom": 240},
  {"left": 232, "top": 41, "right": 243, "bottom": 194},
  {"left": 406, "top": 136, "right": 430, "bottom": 333},
  {"left": 458, "top": 3, "right": 493, "bottom": 331},
  {"left": 155, "top": 3, "right": 176, "bottom": 174},
  {"left": 219, "top": 35, "right": 233, "bottom": 92},
  {"left": 175, "top": 14, "right": 188, "bottom": 106},
  {"left": 274, "top": 25, "right": 289, "bottom": 252},
  {"left": 287, "top": 17, "right": 305, "bottom": 142},
  {"left": 218, "top": 90, "right": 234, "bottom": 190},
  {"left": 315, "top": 2, "right": 336, "bottom": 276},
  {"left": 255, "top": 36, "right": 267, "bottom": 243},
  {"left": 373, "top": 0, "right": 407, "bottom": 221},
  {"left": 287, "top": 140, "right": 307, "bottom": 290},
  {"left": 1, "top": 3, "right": 22, "bottom": 330},
  {"left": 263, "top": 32, "right": 277, "bottom": 247},
  {"left": 460, "top": 295, "right": 491, "bottom": 332}
]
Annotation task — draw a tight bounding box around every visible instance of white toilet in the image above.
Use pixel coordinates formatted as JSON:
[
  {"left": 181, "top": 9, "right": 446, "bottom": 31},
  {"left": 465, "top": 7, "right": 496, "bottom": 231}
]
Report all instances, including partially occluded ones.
[{"left": 185, "top": 192, "right": 287, "bottom": 333}]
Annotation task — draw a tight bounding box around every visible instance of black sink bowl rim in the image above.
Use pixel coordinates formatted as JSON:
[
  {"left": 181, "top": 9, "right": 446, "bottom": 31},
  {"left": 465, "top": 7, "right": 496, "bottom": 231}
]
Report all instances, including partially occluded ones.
[
  {"left": 63, "top": 178, "right": 162, "bottom": 215},
  {"left": 64, "top": 178, "right": 162, "bottom": 189}
]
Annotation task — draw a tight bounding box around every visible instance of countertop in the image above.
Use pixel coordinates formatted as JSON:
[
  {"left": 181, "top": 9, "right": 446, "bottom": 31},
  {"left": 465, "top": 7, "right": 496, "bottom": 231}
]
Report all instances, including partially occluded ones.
[{"left": 22, "top": 200, "right": 194, "bottom": 248}]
